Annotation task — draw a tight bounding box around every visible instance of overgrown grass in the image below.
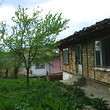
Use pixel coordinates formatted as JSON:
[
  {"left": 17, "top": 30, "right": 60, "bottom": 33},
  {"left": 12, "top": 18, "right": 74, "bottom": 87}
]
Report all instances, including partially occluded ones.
[{"left": 0, "top": 78, "right": 109, "bottom": 110}]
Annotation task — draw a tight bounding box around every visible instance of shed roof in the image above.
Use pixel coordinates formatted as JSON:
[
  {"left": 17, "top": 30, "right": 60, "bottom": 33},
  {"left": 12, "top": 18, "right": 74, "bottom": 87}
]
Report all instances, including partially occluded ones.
[{"left": 59, "top": 18, "right": 110, "bottom": 48}]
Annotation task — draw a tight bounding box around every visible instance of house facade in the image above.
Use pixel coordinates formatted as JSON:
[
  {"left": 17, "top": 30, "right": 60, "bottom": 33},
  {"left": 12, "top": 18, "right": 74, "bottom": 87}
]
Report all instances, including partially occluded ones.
[
  {"left": 20, "top": 58, "right": 62, "bottom": 77},
  {"left": 59, "top": 18, "right": 110, "bottom": 85},
  {"left": 30, "top": 63, "right": 50, "bottom": 76},
  {"left": 30, "top": 58, "right": 62, "bottom": 76}
]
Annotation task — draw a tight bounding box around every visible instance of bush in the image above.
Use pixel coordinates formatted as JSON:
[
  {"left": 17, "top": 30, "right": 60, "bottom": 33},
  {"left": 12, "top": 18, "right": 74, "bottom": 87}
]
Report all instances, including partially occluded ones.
[
  {"left": 18, "top": 73, "right": 26, "bottom": 78},
  {"left": 91, "top": 97, "right": 109, "bottom": 110},
  {"left": 66, "top": 86, "right": 85, "bottom": 97}
]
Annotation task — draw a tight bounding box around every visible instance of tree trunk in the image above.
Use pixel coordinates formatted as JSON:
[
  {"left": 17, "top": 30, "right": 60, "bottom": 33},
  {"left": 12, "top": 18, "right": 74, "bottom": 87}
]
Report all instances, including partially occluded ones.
[
  {"left": 5, "top": 69, "right": 8, "bottom": 79},
  {"left": 14, "top": 67, "right": 19, "bottom": 79},
  {"left": 26, "top": 68, "right": 30, "bottom": 86}
]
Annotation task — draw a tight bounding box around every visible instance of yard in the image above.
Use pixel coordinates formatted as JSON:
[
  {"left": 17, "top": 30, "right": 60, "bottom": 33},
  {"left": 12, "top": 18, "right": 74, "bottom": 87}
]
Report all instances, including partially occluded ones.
[{"left": 0, "top": 78, "right": 109, "bottom": 110}]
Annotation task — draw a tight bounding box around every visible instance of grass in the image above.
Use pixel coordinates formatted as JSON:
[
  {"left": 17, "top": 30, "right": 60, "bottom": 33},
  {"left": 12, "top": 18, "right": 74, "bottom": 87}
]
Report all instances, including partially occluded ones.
[{"left": 0, "top": 78, "right": 109, "bottom": 110}]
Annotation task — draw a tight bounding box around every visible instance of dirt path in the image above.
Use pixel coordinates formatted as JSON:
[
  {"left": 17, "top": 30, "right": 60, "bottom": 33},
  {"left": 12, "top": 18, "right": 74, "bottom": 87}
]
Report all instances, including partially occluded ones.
[{"left": 81, "top": 86, "right": 110, "bottom": 106}]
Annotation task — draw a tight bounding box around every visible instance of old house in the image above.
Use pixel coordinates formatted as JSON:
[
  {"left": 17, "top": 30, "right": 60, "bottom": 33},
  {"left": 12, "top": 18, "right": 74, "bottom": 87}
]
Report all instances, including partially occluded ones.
[
  {"left": 30, "top": 58, "right": 62, "bottom": 77},
  {"left": 59, "top": 18, "right": 110, "bottom": 89},
  {"left": 20, "top": 57, "right": 62, "bottom": 77}
]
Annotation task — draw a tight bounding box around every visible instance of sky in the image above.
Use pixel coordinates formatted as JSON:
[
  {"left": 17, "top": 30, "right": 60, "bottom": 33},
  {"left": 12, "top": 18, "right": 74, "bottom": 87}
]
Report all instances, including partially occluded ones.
[{"left": 0, "top": 0, "right": 110, "bottom": 40}]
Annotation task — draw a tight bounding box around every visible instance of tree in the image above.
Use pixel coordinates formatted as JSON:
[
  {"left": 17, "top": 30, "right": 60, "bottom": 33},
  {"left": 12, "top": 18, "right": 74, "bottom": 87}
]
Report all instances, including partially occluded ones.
[
  {"left": 0, "top": 6, "right": 69, "bottom": 86},
  {"left": 0, "top": 49, "right": 22, "bottom": 79},
  {"left": 0, "top": 50, "right": 13, "bottom": 78},
  {"left": 11, "top": 51, "right": 22, "bottom": 79}
]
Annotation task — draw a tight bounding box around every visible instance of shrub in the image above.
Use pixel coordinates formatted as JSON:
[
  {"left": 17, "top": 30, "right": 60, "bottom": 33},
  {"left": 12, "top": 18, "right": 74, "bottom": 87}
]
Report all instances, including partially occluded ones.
[
  {"left": 91, "top": 97, "right": 109, "bottom": 110},
  {"left": 66, "top": 86, "right": 85, "bottom": 97}
]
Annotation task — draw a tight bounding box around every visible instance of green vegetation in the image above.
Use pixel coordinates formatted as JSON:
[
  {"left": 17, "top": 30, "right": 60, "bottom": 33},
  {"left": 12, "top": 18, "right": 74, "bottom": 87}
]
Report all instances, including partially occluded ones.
[
  {"left": 0, "top": 50, "right": 22, "bottom": 79},
  {"left": 0, "top": 6, "right": 69, "bottom": 86},
  {"left": 0, "top": 78, "right": 109, "bottom": 110}
]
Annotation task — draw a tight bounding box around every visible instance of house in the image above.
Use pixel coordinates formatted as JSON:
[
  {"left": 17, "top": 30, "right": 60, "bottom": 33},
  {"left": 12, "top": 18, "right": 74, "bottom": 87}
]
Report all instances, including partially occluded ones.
[
  {"left": 29, "top": 63, "right": 50, "bottom": 76},
  {"left": 21, "top": 58, "right": 62, "bottom": 77},
  {"left": 59, "top": 18, "right": 110, "bottom": 89},
  {"left": 30, "top": 58, "right": 62, "bottom": 76}
]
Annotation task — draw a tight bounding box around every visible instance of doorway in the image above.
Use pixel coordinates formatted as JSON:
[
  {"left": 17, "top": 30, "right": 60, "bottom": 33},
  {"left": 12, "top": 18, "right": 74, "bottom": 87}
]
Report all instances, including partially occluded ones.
[{"left": 76, "top": 45, "right": 82, "bottom": 74}]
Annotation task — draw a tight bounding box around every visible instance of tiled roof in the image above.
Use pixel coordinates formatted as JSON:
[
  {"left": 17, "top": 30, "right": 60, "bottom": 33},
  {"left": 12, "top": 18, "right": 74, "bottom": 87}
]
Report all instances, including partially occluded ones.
[{"left": 59, "top": 18, "right": 110, "bottom": 47}]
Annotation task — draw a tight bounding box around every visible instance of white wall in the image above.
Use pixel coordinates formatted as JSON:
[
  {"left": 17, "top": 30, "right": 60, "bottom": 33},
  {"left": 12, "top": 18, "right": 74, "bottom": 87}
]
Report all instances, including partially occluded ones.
[
  {"left": 31, "top": 63, "right": 50, "bottom": 76},
  {"left": 63, "top": 71, "right": 73, "bottom": 80}
]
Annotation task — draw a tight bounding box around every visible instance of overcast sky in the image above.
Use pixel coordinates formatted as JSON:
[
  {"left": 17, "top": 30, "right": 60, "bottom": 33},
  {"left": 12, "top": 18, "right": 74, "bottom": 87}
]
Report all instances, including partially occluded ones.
[{"left": 0, "top": 0, "right": 110, "bottom": 40}]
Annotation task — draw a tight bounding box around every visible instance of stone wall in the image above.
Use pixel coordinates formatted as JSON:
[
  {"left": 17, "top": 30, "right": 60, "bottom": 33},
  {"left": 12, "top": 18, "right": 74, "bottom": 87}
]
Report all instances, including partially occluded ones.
[
  {"left": 60, "top": 41, "right": 110, "bottom": 84},
  {"left": 82, "top": 41, "right": 110, "bottom": 84},
  {"left": 82, "top": 42, "right": 94, "bottom": 78},
  {"left": 72, "top": 48, "right": 76, "bottom": 73},
  {"left": 82, "top": 44, "right": 88, "bottom": 77},
  {"left": 94, "top": 70, "right": 110, "bottom": 84},
  {"left": 60, "top": 46, "right": 76, "bottom": 74}
]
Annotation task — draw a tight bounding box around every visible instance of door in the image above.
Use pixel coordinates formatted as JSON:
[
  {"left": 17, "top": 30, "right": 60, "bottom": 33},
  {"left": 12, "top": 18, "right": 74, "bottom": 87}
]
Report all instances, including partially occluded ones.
[{"left": 76, "top": 45, "right": 82, "bottom": 74}]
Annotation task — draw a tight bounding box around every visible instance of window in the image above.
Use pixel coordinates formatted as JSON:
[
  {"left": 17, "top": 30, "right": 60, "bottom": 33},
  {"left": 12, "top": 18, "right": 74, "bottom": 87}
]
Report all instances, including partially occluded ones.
[
  {"left": 95, "top": 38, "right": 110, "bottom": 66},
  {"left": 76, "top": 45, "right": 82, "bottom": 64},
  {"left": 95, "top": 41, "right": 101, "bottom": 66},
  {"left": 35, "top": 64, "right": 45, "bottom": 69},
  {"left": 63, "top": 48, "right": 69, "bottom": 64}
]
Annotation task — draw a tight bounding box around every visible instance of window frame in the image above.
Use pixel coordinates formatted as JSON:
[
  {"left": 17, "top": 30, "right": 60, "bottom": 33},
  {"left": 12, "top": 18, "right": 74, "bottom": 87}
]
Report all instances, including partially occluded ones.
[
  {"left": 35, "top": 63, "right": 45, "bottom": 69},
  {"left": 94, "top": 37, "right": 110, "bottom": 67},
  {"left": 63, "top": 48, "right": 69, "bottom": 64},
  {"left": 94, "top": 40, "right": 102, "bottom": 66}
]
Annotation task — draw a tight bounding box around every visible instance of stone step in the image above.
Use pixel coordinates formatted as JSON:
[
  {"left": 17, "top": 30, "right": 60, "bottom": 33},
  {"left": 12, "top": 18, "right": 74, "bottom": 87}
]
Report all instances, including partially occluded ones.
[
  {"left": 60, "top": 80, "right": 74, "bottom": 85},
  {"left": 60, "top": 75, "right": 85, "bottom": 86}
]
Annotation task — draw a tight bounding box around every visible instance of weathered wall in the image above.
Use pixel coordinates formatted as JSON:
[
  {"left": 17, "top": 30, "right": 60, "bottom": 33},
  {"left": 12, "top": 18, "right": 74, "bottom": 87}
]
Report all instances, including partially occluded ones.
[
  {"left": 94, "top": 70, "right": 110, "bottom": 84},
  {"left": 50, "top": 59, "right": 62, "bottom": 74},
  {"left": 60, "top": 46, "right": 76, "bottom": 74},
  {"left": 82, "top": 42, "right": 94, "bottom": 78},
  {"left": 82, "top": 41, "right": 110, "bottom": 84},
  {"left": 82, "top": 44, "right": 88, "bottom": 77},
  {"left": 60, "top": 40, "right": 110, "bottom": 84},
  {"left": 72, "top": 48, "right": 76, "bottom": 73}
]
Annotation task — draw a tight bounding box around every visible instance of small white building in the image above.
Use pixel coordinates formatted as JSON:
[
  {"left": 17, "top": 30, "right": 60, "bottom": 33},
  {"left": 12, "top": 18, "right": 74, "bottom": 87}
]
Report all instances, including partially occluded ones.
[
  {"left": 20, "top": 58, "right": 62, "bottom": 77},
  {"left": 30, "top": 63, "right": 51, "bottom": 76},
  {"left": 28, "top": 58, "right": 62, "bottom": 77}
]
